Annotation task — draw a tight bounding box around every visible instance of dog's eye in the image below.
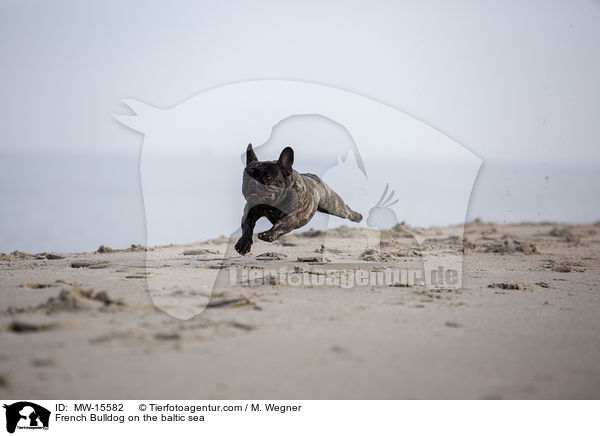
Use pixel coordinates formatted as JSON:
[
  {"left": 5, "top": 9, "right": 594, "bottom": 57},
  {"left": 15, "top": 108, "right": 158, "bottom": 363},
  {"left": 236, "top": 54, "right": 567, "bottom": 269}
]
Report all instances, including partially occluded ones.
[{"left": 264, "top": 175, "right": 273, "bottom": 183}]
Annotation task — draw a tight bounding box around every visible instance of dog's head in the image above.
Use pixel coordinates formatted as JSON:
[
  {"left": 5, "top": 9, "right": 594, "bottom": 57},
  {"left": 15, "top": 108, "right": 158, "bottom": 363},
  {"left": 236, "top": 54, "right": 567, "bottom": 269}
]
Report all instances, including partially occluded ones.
[{"left": 242, "top": 144, "right": 294, "bottom": 205}]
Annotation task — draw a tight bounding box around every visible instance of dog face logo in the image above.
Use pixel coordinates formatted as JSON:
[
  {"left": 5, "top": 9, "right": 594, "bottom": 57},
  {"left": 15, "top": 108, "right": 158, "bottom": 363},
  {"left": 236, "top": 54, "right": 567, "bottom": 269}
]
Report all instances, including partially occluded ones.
[
  {"left": 3, "top": 402, "right": 50, "bottom": 433},
  {"left": 114, "top": 80, "right": 482, "bottom": 319}
]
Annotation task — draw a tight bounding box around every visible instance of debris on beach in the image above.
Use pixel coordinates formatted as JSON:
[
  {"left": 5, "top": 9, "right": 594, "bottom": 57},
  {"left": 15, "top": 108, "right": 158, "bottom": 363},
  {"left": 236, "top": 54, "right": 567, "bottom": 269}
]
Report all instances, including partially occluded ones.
[
  {"left": 70, "top": 260, "right": 109, "bottom": 269},
  {"left": 97, "top": 244, "right": 149, "bottom": 253},
  {"left": 296, "top": 256, "right": 331, "bottom": 265},
  {"left": 35, "top": 253, "right": 64, "bottom": 260},
  {"left": 541, "top": 259, "right": 586, "bottom": 273},
  {"left": 97, "top": 245, "right": 114, "bottom": 253},
  {"left": 547, "top": 227, "right": 583, "bottom": 244},
  {"left": 488, "top": 283, "right": 527, "bottom": 290},
  {"left": 8, "top": 319, "right": 56, "bottom": 333},
  {"left": 206, "top": 296, "right": 252, "bottom": 308},
  {"left": 360, "top": 248, "right": 422, "bottom": 262},
  {"left": 1, "top": 251, "right": 63, "bottom": 261},
  {"left": 42, "top": 288, "right": 104, "bottom": 313},
  {"left": 125, "top": 244, "right": 148, "bottom": 252},
  {"left": 256, "top": 252, "right": 287, "bottom": 261},
  {"left": 445, "top": 321, "right": 463, "bottom": 328},
  {"left": 31, "top": 358, "right": 55, "bottom": 367},
  {"left": 228, "top": 321, "right": 255, "bottom": 331},
  {"left": 0, "top": 251, "right": 34, "bottom": 261},
  {"left": 5, "top": 284, "right": 125, "bottom": 316},
  {"left": 422, "top": 236, "right": 462, "bottom": 251},
  {"left": 182, "top": 248, "right": 220, "bottom": 256},
  {"left": 21, "top": 282, "right": 54, "bottom": 289},
  {"left": 154, "top": 332, "right": 181, "bottom": 341},
  {"left": 315, "top": 245, "right": 342, "bottom": 254},
  {"left": 462, "top": 237, "right": 538, "bottom": 255}
]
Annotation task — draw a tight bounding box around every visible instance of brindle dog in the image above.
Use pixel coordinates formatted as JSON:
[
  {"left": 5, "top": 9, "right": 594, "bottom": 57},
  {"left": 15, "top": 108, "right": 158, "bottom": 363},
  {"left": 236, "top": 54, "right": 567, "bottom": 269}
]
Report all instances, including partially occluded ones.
[{"left": 235, "top": 144, "right": 363, "bottom": 255}]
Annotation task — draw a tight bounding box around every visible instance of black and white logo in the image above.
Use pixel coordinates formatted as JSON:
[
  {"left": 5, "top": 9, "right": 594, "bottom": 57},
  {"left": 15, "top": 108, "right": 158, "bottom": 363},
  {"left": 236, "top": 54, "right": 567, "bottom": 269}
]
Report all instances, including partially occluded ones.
[{"left": 3, "top": 402, "right": 50, "bottom": 434}]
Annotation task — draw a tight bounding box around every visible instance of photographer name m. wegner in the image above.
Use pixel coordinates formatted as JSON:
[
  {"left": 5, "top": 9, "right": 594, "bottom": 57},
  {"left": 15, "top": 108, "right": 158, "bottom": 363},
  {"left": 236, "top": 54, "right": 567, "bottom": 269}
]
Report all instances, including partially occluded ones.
[{"left": 229, "top": 265, "right": 459, "bottom": 288}]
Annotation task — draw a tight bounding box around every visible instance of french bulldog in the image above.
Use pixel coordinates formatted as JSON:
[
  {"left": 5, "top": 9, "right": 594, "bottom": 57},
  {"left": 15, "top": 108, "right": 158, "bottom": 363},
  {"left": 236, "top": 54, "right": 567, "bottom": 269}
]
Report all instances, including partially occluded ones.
[{"left": 235, "top": 144, "right": 363, "bottom": 255}]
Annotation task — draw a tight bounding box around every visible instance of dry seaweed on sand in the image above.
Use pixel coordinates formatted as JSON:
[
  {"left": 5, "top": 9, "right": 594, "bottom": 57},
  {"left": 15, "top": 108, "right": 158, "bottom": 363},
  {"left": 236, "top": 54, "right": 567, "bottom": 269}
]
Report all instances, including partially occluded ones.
[
  {"left": 70, "top": 260, "right": 110, "bottom": 269},
  {"left": 360, "top": 248, "right": 422, "bottom": 262},
  {"left": 0, "top": 251, "right": 35, "bottom": 261},
  {"left": 4, "top": 284, "right": 124, "bottom": 316},
  {"left": 256, "top": 252, "right": 287, "bottom": 261},
  {"left": 97, "top": 244, "right": 149, "bottom": 253},
  {"left": 182, "top": 248, "right": 220, "bottom": 256},
  {"left": 206, "top": 296, "right": 252, "bottom": 308},
  {"left": 488, "top": 283, "right": 528, "bottom": 290},
  {"left": 7, "top": 319, "right": 57, "bottom": 333},
  {"left": 462, "top": 237, "right": 538, "bottom": 254},
  {"left": 547, "top": 227, "right": 581, "bottom": 244},
  {"left": 541, "top": 259, "right": 586, "bottom": 273}
]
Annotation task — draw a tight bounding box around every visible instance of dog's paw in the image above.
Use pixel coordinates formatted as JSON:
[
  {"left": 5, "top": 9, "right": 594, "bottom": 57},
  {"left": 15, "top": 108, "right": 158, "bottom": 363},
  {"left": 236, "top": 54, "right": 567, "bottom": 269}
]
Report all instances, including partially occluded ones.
[
  {"left": 350, "top": 211, "right": 363, "bottom": 223},
  {"left": 235, "top": 237, "right": 252, "bottom": 255},
  {"left": 258, "top": 231, "right": 276, "bottom": 242}
]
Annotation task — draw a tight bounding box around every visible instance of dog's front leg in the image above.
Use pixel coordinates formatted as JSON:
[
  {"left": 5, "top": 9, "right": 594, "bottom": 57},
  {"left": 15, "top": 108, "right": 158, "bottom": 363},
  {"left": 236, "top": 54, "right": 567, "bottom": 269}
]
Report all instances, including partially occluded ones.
[
  {"left": 257, "top": 215, "right": 298, "bottom": 242},
  {"left": 235, "top": 205, "right": 264, "bottom": 255}
]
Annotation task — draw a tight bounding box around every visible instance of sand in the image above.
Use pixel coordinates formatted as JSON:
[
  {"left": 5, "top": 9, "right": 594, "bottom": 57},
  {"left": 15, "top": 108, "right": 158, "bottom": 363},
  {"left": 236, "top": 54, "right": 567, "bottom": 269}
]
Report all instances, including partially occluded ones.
[{"left": 0, "top": 221, "right": 599, "bottom": 399}]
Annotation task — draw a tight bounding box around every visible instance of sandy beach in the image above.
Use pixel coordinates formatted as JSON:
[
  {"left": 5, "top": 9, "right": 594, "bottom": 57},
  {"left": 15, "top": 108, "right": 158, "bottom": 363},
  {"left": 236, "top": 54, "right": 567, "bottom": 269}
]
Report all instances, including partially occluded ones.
[{"left": 1, "top": 220, "right": 599, "bottom": 399}]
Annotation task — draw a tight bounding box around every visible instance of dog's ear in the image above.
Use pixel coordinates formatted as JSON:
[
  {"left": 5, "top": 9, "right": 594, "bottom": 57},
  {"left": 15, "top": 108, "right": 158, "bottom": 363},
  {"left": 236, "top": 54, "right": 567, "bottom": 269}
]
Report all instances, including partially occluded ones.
[
  {"left": 278, "top": 147, "right": 294, "bottom": 176},
  {"left": 246, "top": 143, "right": 258, "bottom": 165}
]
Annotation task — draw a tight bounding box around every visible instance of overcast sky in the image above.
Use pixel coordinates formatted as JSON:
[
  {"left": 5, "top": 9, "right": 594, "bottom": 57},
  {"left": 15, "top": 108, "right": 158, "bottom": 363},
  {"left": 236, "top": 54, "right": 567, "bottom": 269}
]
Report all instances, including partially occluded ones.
[{"left": 1, "top": 0, "right": 599, "bottom": 164}]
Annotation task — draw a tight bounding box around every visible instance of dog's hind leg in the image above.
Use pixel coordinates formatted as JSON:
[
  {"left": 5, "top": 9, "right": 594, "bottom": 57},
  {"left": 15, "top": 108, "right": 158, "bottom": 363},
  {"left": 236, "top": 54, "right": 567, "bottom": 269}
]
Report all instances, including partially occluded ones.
[
  {"left": 257, "top": 214, "right": 299, "bottom": 242},
  {"left": 317, "top": 185, "right": 362, "bottom": 223}
]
